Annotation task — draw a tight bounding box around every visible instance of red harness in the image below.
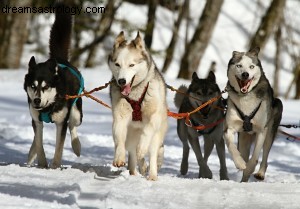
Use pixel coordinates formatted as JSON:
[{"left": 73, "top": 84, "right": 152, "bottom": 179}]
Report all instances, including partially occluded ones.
[{"left": 124, "top": 83, "right": 149, "bottom": 121}]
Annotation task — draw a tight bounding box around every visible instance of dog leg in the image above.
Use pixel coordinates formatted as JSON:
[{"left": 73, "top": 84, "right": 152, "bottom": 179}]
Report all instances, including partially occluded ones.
[
  {"left": 51, "top": 122, "right": 68, "bottom": 169},
  {"left": 215, "top": 137, "right": 229, "bottom": 180},
  {"left": 254, "top": 127, "right": 273, "bottom": 180},
  {"left": 237, "top": 132, "right": 253, "bottom": 162},
  {"left": 112, "top": 119, "right": 128, "bottom": 167},
  {"left": 204, "top": 136, "right": 214, "bottom": 163},
  {"left": 157, "top": 145, "right": 164, "bottom": 171},
  {"left": 177, "top": 120, "right": 189, "bottom": 175},
  {"left": 27, "top": 120, "right": 37, "bottom": 166},
  {"left": 33, "top": 120, "right": 48, "bottom": 168},
  {"left": 188, "top": 133, "right": 212, "bottom": 179},
  {"left": 241, "top": 130, "right": 267, "bottom": 182},
  {"left": 224, "top": 128, "right": 246, "bottom": 170},
  {"left": 126, "top": 128, "right": 140, "bottom": 175},
  {"left": 69, "top": 106, "right": 81, "bottom": 157}
]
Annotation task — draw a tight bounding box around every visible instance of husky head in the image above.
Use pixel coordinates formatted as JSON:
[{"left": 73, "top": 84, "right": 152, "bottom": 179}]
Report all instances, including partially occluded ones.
[
  {"left": 188, "top": 71, "right": 221, "bottom": 115},
  {"left": 24, "top": 56, "right": 58, "bottom": 110},
  {"left": 227, "top": 47, "right": 262, "bottom": 94},
  {"left": 108, "top": 31, "right": 151, "bottom": 96}
]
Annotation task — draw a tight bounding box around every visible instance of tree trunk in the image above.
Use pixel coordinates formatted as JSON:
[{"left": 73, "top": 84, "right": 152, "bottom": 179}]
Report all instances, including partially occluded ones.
[
  {"left": 161, "top": 0, "right": 189, "bottom": 73},
  {"left": 144, "top": 0, "right": 159, "bottom": 49},
  {"left": 85, "top": 0, "right": 116, "bottom": 68},
  {"left": 273, "top": 25, "right": 281, "bottom": 97},
  {"left": 177, "top": 0, "right": 224, "bottom": 79},
  {"left": 0, "top": 0, "right": 32, "bottom": 69},
  {"left": 295, "top": 63, "right": 300, "bottom": 99},
  {"left": 248, "top": 0, "right": 286, "bottom": 51}
]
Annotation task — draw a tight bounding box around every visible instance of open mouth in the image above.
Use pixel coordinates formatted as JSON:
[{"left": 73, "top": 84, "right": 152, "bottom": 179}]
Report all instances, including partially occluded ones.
[
  {"left": 235, "top": 76, "right": 253, "bottom": 94},
  {"left": 120, "top": 76, "right": 135, "bottom": 96}
]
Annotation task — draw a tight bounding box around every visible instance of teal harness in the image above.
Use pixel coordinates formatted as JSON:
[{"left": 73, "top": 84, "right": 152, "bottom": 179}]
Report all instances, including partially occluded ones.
[{"left": 39, "top": 63, "right": 84, "bottom": 123}]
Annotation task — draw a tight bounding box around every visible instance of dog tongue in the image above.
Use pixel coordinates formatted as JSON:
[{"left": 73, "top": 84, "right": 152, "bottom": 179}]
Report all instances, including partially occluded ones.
[
  {"left": 240, "top": 80, "right": 252, "bottom": 94},
  {"left": 121, "top": 84, "right": 131, "bottom": 96}
]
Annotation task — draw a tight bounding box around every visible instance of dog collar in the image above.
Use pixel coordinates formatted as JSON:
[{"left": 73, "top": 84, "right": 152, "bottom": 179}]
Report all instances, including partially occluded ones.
[
  {"left": 232, "top": 101, "right": 262, "bottom": 132},
  {"left": 124, "top": 83, "right": 149, "bottom": 121}
]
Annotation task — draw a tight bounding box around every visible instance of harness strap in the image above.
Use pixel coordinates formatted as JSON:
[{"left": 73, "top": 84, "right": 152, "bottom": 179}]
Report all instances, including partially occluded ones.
[
  {"left": 58, "top": 63, "right": 84, "bottom": 106},
  {"left": 233, "top": 101, "right": 262, "bottom": 132},
  {"left": 124, "top": 83, "right": 149, "bottom": 121},
  {"left": 189, "top": 118, "right": 224, "bottom": 134}
]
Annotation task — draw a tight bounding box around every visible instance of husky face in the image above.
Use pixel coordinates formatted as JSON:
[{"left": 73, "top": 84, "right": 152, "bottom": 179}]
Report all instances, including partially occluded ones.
[
  {"left": 227, "top": 47, "right": 262, "bottom": 94},
  {"left": 188, "top": 71, "right": 220, "bottom": 115},
  {"left": 24, "top": 56, "right": 58, "bottom": 110},
  {"left": 108, "top": 31, "right": 151, "bottom": 96}
]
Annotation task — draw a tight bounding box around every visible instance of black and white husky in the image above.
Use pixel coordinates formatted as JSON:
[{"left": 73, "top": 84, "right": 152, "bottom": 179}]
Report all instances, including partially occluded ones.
[
  {"left": 24, "top": 4, "right": 83, "bottom": 168},
  {"left": 224, "top": 47, "right": 283, "bottom": 182}
]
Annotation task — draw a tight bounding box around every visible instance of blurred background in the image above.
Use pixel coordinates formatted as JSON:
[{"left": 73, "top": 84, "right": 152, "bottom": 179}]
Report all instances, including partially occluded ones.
[{"left": 0, "top": 0, "right": 299, "bottom": 99}]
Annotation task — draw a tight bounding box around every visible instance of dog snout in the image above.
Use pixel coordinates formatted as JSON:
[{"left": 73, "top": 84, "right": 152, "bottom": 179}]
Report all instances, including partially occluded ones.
[
  {"left": 118, "top": 78, "right": 126, "bottom": 86},
  {"left": 241, "top": 72, "right": 249, "bottom": 80},
  {"left": 33, "top": 98, "right": 41, "bottom": 106}
]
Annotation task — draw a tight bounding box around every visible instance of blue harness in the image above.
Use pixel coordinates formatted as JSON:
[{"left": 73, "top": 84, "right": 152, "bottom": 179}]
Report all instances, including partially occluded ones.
[{"left": 39, "top": 63, "right": 84, "bottom": 123}]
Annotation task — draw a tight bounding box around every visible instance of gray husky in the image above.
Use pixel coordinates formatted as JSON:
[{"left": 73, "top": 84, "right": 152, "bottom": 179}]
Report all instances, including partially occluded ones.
[
  {"left": 174, "top": 71, "right": 229, "bottom": 180},
  {"left": 108, "top": 31, "right": 168, "bottom": 181},
  {"left": 224, "top": 47, "right": 283, "bottom": 182}
]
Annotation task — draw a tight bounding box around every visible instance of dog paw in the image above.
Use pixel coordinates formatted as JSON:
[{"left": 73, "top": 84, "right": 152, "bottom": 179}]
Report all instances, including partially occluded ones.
[
  {"left": 113, "top": 160, "right": 126, "bottom": 167},
  {"left": 50, "top": 162, "right": 61, "bottom": 169},
  {"left": 254, "top": 172, "right": 265, "bottom": 181},
  {"left": 147, "top": 175, "right": 158, "bottom": 181},
  {"left": 233, "top": 156, "right": 246, "bottom": 170},
  {"left": 72, "top": 138, "right": 81, "bottom": 157}
]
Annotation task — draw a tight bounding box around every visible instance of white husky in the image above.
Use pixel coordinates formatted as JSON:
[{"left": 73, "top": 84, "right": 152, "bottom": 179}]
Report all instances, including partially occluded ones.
[{"left": 108, "top": 31, "right": 168, "bottom": 180}]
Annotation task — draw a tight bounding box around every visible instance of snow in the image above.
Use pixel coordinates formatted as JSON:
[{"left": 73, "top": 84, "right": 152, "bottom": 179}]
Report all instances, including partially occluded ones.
[
  {"left": 1, "top": 68, "right": 300, "bottom": 209},
  {"left": 1, "top": 0, "right": 300, "bottom": 208}
]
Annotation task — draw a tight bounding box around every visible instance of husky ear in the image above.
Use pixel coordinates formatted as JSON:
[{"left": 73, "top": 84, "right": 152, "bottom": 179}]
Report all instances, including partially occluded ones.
[
  {"left": 28, "top": 56, "right": 36, "bottom": 70},
  {"left": 232, "top": 51, "right": 243, "bottom": 58},
  {"left": 133, "top": 31, "right": 145, "bottom": 50},
  {"left": 207, "top": 71, "right": 216, "bottom": 83},
  {"left": 114, "top": 31, "right": 126, "bottom": 49},
  {"left": 192, "top": 72, "right": 199, "bottom": 80},
  {"left": 48, "top": 59, "right": 58, "bottom": 74},
  {"left": 248, "top": 46, "right": 260, "bottom": 56}
]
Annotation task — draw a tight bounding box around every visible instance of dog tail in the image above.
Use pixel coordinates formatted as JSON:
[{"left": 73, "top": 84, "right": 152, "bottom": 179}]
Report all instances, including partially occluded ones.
[
  {"left": 174, "top": 85, "right": 188, "bottom": 108},
  {"left": 49, "top": 3, "right": 72, "bottom": 61}
]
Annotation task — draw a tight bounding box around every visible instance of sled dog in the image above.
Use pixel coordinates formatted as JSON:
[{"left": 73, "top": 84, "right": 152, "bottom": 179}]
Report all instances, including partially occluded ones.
[
  {"left": 175, "top": 71, "right": 229, "bottom": 180},
  {"left": 108, "top": 31, "right": 168, "bottom": 180},
  {"left": 224, "top": 47, "right": 283, "bottom": 182},
  {"left": 24, "top": 4, "right": 83, "bottom": 168}
]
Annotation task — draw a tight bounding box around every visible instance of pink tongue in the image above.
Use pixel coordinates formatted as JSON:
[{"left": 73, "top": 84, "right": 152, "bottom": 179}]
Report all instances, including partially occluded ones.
[{"left": 121, "top": 84, "right": 131, "bottom": 96}]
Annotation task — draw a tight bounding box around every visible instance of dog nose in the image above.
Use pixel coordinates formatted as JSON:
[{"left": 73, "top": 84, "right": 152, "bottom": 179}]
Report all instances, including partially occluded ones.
[
  {"left": 241, "top": 72, "right": 249, "bottom": 80},
  {"left": 118, "top": 79, "right": 126, "bottom": 86},
  {"left": 33, "top": 98, "right": 41, "bottom": 105}
]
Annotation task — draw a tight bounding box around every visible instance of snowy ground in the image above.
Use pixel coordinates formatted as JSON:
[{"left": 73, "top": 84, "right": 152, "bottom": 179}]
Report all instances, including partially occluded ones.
[
  {"left": 1, "top": 0, "right": 300, "bottom": 208},
  {"left": 1, "top": 69, "right": 300, "bottom": 209}
]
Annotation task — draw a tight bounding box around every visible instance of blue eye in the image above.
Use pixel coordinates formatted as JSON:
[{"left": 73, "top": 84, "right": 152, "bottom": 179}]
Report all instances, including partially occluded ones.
[
  {"left": 250, "top": 65, "right": 255, "bottom": 69},
  {"left": 129, "top": 64, "right": 135, "bottom": 67},
  {"left": 236, "top": 64, "right": 242, "bottom": 68}
]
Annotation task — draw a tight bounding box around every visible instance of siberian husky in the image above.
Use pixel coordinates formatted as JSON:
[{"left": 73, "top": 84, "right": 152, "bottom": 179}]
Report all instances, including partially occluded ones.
[
  {"left": 108, "top": 31, "right": 168, "bottom": 180},
  {"left": 24, "top": 4, "right": 83, "bottom": 168},
  {"left": 224, "top": 47, "right": 283, "bottom": 182},
  {"left": 174, "top": 71, "right": 229, "bottom": 180}
]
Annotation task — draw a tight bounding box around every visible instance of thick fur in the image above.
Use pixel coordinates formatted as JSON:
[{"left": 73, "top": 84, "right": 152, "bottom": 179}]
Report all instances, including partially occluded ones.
[
  {"left": 224, "top": 47, "right": 283, "bottom": 182},
  {"left": 24, "top": 3, "right": 82, "bottom": 168},
  {"left": 108, "top": 31, "right": 168, "bottom": 181},
  {"left": 175, "top": 71, "right": 229, "bottom": 180}
]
